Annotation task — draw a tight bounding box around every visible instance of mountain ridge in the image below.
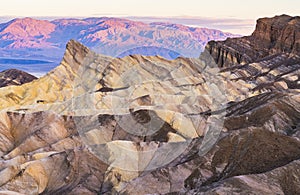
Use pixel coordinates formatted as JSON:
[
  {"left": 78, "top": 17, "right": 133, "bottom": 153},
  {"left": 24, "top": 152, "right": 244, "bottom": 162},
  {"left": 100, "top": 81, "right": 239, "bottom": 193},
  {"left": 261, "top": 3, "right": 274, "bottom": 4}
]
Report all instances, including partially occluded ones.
[{"left": 0, "top": 17, "right": 237, "bottom": 61}]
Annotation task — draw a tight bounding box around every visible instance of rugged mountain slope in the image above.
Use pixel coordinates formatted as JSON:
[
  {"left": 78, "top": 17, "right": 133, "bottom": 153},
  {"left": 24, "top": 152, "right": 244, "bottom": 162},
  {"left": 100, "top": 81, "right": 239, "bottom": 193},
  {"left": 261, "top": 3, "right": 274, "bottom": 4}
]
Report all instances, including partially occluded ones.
[
  {"left": 0, "top": 18, "right": 56, "bottom": 49},
  {"left": 206, "top": 14, "right": 300, "bottom": 67},
  {"left": 0, "top": 17, "right": 236, "bottom": 61},
  {"left": 0, "top": 69, "right": 37, "bottom": 87},
  {"left": 185, "top": 14, "right": 300, "bottom": 194},
  {"left": 0, "top": 15, "right": 299, "bottom": 194}
]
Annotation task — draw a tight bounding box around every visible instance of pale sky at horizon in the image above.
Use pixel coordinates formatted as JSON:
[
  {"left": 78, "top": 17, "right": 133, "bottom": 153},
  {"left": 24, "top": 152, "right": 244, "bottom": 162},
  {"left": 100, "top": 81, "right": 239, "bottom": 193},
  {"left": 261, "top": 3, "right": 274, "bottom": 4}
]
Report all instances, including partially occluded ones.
[
  {"left": 1, "top": 0, "right": 299, "bottom": 19},
  {"left": 0, "top": 0, "right": 299, "bottom": 35}
]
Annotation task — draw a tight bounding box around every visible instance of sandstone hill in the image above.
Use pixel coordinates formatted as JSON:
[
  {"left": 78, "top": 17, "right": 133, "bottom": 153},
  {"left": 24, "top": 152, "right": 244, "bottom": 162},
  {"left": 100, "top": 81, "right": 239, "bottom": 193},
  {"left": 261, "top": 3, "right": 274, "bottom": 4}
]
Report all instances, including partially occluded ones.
[{"left": 0, "top": 15, "right": 299, "bottom": 194}]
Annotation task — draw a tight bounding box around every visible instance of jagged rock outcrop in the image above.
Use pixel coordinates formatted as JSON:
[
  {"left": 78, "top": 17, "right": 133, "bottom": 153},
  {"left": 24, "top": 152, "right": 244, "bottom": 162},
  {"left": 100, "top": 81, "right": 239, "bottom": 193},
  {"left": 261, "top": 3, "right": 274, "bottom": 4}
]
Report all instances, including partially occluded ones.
[
  {"left": 0, "top": 15, "right": 299, "bottom": 195},
  {"left": 206, "top": 14, "right": 300, "bottom": 67},
  {"left": 251, "top": 15, "right": 300, "bottom": 54},
  {"left": 0, "top": 69, "right": 37, "bottom": 88}
]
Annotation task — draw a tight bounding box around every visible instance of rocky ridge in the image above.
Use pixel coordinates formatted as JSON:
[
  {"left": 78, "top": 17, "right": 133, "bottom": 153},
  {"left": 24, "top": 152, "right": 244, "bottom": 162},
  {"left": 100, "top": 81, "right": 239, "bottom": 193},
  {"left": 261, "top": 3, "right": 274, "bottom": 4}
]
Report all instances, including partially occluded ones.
[
  {"left": 0, "top": 69, "right": 37, "bottom": 88},
  {"left": 206, "top": 14, "right": 300, "bottom": 67}
]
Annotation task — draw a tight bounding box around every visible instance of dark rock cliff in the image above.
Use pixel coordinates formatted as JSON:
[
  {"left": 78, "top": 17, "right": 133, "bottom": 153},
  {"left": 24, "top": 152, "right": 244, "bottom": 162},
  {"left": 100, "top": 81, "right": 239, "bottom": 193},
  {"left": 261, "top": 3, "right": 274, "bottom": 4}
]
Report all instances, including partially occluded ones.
[{"left": 206, "top": 14, "right": 300, "bottom": 67}]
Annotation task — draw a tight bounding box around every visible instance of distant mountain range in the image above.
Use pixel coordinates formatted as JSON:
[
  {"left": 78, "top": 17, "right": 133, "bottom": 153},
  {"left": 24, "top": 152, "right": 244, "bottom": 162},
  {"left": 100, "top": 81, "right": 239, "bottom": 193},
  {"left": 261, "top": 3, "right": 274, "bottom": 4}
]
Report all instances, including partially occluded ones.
[{"left": 0, "top": 17, "right": 237, "bottom": 73}]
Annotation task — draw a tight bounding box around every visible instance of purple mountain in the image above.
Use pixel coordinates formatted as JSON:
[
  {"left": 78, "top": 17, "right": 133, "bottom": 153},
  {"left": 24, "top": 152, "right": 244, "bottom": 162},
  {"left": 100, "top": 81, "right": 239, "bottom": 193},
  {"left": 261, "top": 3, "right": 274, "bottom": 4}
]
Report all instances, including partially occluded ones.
[{"left": 0, "top": 17, "right": 238, "bottom": 61}]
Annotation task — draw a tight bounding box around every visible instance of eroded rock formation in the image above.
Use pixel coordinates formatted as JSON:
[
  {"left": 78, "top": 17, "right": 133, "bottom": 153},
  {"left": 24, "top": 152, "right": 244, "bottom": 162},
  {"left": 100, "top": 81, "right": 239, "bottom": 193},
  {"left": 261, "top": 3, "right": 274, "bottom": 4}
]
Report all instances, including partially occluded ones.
[
  {"left": 0, "top": 15, "right": 299, "bottom": 194},
  {"left": 206, "top": 14, "right": 300, "bottom": 67}
]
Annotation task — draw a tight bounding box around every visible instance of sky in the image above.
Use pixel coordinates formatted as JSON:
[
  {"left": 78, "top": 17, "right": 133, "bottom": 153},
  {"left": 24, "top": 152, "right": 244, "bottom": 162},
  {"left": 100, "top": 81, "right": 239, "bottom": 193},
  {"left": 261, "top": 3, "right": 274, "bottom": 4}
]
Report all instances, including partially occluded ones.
[{"left": 0, "top": 0, "right": 299, "bottom": 34}]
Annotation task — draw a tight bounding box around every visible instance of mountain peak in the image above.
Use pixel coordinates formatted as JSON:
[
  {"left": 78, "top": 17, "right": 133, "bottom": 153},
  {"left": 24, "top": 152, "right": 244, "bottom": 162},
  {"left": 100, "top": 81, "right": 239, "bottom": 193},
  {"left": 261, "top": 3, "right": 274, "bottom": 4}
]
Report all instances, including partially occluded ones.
[
  {"left": 56, "top": 39, "right": 92, "bottom": 77},
  {"left": 66, "top": 39, "right": 91, "bottom": 55},
  {"left": 0, "top": 17, "right": 56, "bottom": 49},
  {"left": 14, "top": 17, "right": 42, "bottom": 22},
  {"left": 0, "top": 68, "right": 37, "bottom": 87},
  {"left": 4, "top": 17, "right": 55, "bottom": 33}
]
